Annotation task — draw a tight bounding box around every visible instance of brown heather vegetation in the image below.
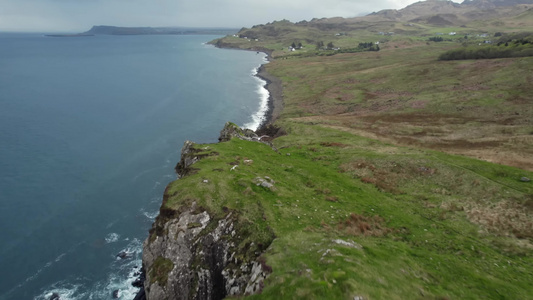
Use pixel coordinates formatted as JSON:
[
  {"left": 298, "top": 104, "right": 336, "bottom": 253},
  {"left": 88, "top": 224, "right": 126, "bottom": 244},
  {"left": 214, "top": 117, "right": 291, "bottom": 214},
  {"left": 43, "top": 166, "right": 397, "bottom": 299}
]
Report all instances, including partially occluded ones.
[{"left": 337, "top": 213, "right": 393, "bottom": 237}]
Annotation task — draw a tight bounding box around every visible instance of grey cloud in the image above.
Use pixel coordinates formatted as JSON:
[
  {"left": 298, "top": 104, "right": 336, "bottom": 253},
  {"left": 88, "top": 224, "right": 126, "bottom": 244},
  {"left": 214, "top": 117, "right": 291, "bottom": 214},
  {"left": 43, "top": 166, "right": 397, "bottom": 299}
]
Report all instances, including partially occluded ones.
[{"left": 0, "top": 0, "right": 460, "bottom": 32}]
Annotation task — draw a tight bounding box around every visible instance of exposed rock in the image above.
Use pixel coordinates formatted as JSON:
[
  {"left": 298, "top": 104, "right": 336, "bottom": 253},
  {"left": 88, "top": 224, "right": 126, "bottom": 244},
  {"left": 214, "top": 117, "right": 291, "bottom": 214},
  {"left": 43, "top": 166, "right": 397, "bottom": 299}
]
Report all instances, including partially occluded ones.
[
  {"left": 332, "top": 239, "right": 362, "bottom": 249},
  {"left": 117, "top": 251, "right": 132, "bottom": 259},
  {"left": 520, "top": 177, "right": 530, "bottom": 182},
  {"left": 244, "top": 261, "right": 268, "bottom": 294},
  {"left": 175, "top": 141, "right": 202, "bottom": 178},
  {"left": 132, "top": 279, "right": 144, "bottom": 288},
  {"left": 142, "top": 202, "right": 274, "bottom": 300},
  {"left": 112, "top": 289, "right": 120, "bottom": 298},
  {"left": 254, "top": 176, "right": 276, "bottom": 190},
  {"left": 218, "top": 122, "right": 279, "bottom": 152},
  {"left": 133, "top": 288, "right": 146, "bottom": 300},
  {"left": 218, "top": 122, "right": 260, "bottom": 142},
  {"left": 255, "top": 124, "right": 287, "bottom": 141},
  {"left": 49, "top": 293, "right": 60, "bottom": 300},
  {"left": 261, "top": 181, "right": 274, "bottom": 189},
  {"left": 139, "top": 123, "right": 276, "bottom": 300}
]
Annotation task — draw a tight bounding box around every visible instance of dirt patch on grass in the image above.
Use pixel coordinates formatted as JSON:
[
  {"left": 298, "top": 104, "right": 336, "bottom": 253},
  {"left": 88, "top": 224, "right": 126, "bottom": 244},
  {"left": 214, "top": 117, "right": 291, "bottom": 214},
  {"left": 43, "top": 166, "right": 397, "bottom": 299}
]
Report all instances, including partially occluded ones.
[
  {"left": 337, "top": 213, "right": 392, "bottom": 237},
  {"left": 320, "top": 142, "right": 349, "bottom": 148},
  {"left": 410, "top": 100, "right": 428, "bottom": 109},
  {"left": 455, "top": 59, "right": 514, "bottom": 71},
  {"left": 358, "top": 113, "right": 475, "bottom": 125},
  {"left": 324, "top": 86, "right": 353, "bottom": 102},
  {"left": 428, "top": 139, "right": 503, "bottom": 150},
  {"left": 294, "top": 115, "right": 533, "bottom": 171},
  {"left": 466, "top": 199, "right": 533, "bottom": 239},
  {"left": 339, "top": 159, "right": 429, "bottom": 194}
]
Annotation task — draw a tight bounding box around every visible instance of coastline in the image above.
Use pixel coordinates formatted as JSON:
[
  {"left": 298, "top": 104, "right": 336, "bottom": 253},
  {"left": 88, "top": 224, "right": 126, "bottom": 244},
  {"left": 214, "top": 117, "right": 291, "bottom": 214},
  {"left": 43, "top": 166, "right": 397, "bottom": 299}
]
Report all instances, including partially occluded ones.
[
  {"left": 132, "top": 45, "right": 282, "bottom": 300},
  {"left": 210, "top": 41, "right": 283, "bottom": 131},
  {"left": 255, "top": 63, "right": 283, "bottom": 130}
]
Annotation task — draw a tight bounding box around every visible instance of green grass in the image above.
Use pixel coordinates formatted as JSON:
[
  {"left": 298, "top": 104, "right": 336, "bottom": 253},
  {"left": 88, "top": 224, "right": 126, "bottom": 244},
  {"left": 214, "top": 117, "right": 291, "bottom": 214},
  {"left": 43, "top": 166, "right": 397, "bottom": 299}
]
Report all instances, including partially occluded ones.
[
  {"left": 150, "top": 256, "right": 174, "bottom": 286},
  {"left": 179, "top": 12, "right": 533, "bottom": 299},
  {"left": 162, "top": 123, "right": 533, "bottom": 298}
]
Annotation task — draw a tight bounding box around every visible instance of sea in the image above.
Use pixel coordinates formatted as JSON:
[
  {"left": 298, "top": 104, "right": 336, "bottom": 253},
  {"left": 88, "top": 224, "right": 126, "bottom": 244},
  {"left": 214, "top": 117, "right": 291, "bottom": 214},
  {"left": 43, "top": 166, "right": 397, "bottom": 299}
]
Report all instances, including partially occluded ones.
[{"left": 0, "top": 33, "right": 269, "bottom": 300}]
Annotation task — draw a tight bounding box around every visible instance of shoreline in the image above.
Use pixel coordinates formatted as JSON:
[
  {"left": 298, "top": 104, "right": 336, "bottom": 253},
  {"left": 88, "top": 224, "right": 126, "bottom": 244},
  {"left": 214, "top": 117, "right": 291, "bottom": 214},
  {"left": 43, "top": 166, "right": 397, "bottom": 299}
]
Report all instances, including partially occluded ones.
[
  {"left": 210, "top": 42, "right": 283, "bottom": 131},
  {"left": 255, "top": 63, "right": 283, "bottom": 130},
  {"left": 132, "top": 44, "right": 283, "bottom": 300}
]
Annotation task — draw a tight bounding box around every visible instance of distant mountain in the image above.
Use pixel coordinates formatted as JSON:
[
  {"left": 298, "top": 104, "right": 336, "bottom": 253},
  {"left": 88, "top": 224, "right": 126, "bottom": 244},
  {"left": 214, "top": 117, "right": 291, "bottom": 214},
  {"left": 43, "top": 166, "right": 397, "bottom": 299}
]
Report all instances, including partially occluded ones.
[
  {"left": 82, "top": 25, "right": 239, "bottom": 36},
  {"left": 463, "top": 0, "right": 533, "bottom": 8},
  {"left": 359, "top": 0, "right": 533, "bottom": 26}
]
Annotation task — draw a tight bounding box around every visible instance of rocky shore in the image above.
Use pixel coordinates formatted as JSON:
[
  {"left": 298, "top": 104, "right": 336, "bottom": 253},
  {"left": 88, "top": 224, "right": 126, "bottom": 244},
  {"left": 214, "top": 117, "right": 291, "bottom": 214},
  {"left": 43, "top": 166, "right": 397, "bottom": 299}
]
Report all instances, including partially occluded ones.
[
  {"left": 210, "top": 40, "right": 283, "bottom": 130},
  {"left": 255, "top": 64, "right": 283, "bottom": 129}
]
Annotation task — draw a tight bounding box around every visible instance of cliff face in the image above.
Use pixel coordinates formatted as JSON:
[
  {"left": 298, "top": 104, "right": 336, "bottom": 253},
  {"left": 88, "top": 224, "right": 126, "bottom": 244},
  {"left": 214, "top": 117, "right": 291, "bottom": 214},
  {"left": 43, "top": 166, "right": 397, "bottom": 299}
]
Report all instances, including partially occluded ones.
[{"left": 140, "top": 123, "right": 275, "bottom": 300}]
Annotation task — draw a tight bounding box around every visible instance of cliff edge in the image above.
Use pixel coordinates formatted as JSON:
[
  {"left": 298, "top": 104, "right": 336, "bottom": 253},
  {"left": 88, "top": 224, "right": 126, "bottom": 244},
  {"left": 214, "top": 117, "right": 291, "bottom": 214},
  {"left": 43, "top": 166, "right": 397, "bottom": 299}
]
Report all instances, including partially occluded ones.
[{"left": 140, "top": 123, "right": 277, "bottom": 300}]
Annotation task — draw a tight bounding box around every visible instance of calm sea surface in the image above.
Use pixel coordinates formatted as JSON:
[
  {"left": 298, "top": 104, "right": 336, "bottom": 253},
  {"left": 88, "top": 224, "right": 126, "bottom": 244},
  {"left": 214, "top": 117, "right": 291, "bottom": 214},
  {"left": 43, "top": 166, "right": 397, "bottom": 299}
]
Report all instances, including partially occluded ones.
[{"left": 0, "top": 33, "right": 268, "bottom": 299}]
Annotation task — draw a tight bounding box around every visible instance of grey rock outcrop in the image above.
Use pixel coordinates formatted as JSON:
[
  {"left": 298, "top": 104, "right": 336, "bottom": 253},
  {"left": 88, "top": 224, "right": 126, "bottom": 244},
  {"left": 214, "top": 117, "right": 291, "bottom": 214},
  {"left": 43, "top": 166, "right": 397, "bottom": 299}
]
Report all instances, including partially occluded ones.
[
  {"left": 143, "top": 202, "right": 273, "bottom": 300},
  {"left": 218, "top": 122, "right": 279, "bottom": 152},
  {"left": 175, "top": 140, "right": 205, "bottom": 178},
  {"left": 141, "top": 127, "right": 275, "bottom": 300},
  {"left": 218, "top": 122, "right": 261, "bottom": 142}
]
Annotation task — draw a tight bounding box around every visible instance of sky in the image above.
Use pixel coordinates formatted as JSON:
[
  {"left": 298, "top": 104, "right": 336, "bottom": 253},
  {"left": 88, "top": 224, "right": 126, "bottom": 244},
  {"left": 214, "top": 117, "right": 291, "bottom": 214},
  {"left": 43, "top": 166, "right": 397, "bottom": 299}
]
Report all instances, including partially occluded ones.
[{"left": 0, "top": 0, "right": 462, "bottom": 32}]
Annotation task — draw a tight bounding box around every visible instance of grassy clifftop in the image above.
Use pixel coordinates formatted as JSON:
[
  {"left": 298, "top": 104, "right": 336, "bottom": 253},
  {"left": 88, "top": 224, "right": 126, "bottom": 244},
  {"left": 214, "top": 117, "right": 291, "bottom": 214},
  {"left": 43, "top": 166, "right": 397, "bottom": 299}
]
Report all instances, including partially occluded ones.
[
  {"left": 163, "top": 127, "right": 532, "bottom": 299},
  {"left": 161, "top": 6, "right": 533, "bottom": 299}
]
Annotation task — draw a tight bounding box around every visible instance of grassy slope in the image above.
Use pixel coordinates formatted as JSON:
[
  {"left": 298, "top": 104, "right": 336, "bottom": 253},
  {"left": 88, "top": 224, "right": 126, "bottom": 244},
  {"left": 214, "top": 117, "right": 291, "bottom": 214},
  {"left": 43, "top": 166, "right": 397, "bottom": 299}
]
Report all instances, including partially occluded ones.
[
  {"left": 165, "top": 11, "right": 533, "bottom": 300},
  {"left": 166, "top": 132, "right": 533, "bottom": 299},
  {"left": 268, "top": 43, "right": 533, "bottom": 170}
]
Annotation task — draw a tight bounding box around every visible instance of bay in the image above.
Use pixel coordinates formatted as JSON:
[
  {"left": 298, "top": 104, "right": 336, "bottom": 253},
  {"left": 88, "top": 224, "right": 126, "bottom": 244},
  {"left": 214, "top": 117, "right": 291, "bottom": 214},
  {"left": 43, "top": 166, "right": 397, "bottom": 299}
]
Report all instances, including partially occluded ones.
[{"left": 0, "top": 33, "right": 267, "bottom": 299}]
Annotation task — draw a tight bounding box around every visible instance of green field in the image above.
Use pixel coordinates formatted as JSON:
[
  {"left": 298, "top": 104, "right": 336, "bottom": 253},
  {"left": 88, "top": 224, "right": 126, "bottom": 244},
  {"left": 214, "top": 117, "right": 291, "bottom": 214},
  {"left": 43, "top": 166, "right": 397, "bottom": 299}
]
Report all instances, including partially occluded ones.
[
  {"left": 161, "top": 8, "right": 533, "bottom": 299},
  {"left": 163, "top": 127, "right": 532, "bottom": 299}
]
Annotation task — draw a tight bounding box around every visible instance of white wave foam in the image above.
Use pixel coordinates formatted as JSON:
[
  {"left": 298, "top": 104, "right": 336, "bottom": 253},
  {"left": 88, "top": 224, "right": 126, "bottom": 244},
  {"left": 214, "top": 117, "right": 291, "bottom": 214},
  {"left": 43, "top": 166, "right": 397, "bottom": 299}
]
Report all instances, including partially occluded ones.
[
  {"left": 35, "top": 239, "right": 144, "bottom": 300},
  {"left": 105, "top": 233, "right": 120, "bottom": 243},
  {"left": 37, "top": 283, "right": 87, "bottom": 300},
  {"left": 243, "top": 64, "right": 270, "bottom": 131},
  {"left": 141, "top": 208, "right": 159, "bottom": 220},
  {"left": 89, "top": 238, "right": 143, "bottom": 299},
  {"left": 55, "top": 253, "right": 66, "bottom": 262}
]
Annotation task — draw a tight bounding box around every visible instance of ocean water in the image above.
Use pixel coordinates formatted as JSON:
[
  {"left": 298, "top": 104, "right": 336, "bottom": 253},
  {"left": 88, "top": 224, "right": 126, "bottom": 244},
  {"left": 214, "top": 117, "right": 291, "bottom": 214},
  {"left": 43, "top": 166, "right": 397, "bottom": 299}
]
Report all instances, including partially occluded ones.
[{"left": 0, "top": 33, "right": 268, "bottom": 299}]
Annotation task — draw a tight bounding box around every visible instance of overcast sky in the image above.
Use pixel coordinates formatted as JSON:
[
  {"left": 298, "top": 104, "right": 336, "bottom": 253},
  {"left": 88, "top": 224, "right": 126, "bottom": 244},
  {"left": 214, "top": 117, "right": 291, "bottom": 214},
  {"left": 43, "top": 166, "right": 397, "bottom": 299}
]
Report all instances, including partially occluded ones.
[{"left": 0, "top": 0, "right": 461, "bottom": 32}]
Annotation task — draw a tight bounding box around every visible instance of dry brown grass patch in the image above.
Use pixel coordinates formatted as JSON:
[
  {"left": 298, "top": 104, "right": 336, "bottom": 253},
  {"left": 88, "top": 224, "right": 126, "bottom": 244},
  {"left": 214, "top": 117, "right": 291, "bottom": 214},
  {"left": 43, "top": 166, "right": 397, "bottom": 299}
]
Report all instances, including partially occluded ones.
[
  {"left": 337, "top": 213, "right": 392, "bottom": 237},
  {"left": 320, "top": 141, "right": 349, "bottom": 148},
  {"left": 466, "top": 199, "right": 533, "bottom": 239}
]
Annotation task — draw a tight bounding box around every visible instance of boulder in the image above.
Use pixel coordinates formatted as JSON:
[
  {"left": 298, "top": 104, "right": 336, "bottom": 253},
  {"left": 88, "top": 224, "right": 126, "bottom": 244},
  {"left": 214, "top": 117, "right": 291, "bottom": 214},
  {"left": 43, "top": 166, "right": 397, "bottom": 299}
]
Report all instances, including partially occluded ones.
[
  {"left": 49, "top": 293, "right": 60, "bottom": 300},
  {"left": 116, "top": 251, "right": 131, "bottom": 259}
]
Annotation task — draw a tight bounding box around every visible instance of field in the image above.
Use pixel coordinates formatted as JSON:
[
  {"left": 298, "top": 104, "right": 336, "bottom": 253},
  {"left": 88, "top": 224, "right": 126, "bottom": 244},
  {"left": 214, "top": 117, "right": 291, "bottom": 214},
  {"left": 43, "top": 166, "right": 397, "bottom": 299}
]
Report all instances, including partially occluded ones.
[
  {"left": 268, "top": 43, "right": 533, "bottom": 171},
  {"left": 164, "top": 9, "right": 533, "bottom": 299}
]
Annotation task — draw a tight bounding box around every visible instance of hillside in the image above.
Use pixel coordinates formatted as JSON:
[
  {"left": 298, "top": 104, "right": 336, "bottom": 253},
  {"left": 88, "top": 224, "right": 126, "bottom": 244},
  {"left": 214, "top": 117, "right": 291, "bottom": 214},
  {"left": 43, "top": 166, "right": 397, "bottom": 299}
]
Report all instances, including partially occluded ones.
[
  {"left": 210, "top": 0, "right": 533, "bottom": 171},
  {"left": 139, "top": 0, "right": 533, "bottom": 299}
]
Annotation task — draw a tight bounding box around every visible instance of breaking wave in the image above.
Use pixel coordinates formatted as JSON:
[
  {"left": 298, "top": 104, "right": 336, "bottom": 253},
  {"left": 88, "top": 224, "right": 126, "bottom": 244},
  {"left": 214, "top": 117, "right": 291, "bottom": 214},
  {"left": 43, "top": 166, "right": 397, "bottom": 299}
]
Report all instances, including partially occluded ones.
[{"left": 243, "top": 65, "right": 270, "bottom": 131}]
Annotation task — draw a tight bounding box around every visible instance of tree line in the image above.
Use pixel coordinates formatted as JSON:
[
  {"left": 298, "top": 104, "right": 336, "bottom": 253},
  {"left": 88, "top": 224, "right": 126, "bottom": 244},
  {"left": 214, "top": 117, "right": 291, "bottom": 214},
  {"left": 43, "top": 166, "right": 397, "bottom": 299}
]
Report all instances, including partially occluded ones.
[
  {"left": 314, "top": 41, "right": 380, "bottom": 52},
  {"left": 439, "top": 39, "right": 533, "bottom": 60}
]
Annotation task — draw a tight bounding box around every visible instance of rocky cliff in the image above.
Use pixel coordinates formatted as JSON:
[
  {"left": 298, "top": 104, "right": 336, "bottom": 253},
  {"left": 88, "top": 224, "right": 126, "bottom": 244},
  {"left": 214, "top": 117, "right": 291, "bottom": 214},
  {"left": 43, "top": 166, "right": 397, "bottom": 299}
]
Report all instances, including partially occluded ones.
[{"left": 139, "top": 123, "right": 276, "bottom": 300}]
